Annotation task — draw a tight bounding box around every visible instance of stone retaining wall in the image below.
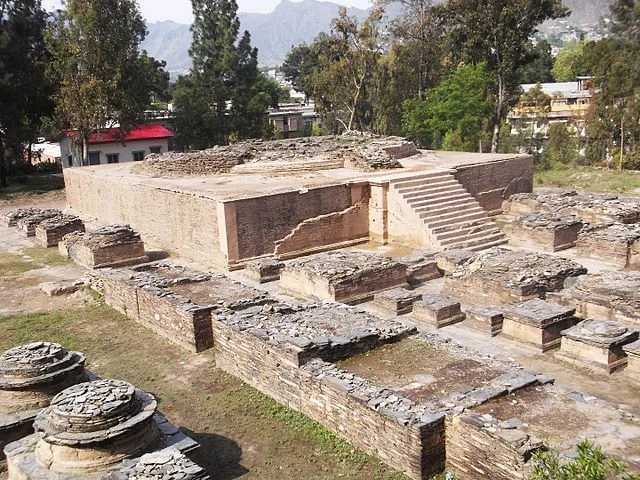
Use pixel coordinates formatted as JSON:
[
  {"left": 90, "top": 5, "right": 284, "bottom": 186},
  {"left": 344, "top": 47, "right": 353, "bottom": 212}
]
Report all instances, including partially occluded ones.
[{"left": 212, "top": 320, "right": 445, "bottom": 480}]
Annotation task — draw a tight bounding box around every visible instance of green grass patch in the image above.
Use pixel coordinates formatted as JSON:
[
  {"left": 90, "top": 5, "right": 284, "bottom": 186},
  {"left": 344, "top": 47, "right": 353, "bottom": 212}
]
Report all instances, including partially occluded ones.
[
  {"left": 0, "top": 246, "right": 71, "bottom": 280},
  {"left": 534, "top": 166, "right": 640, "bottom": 194}
]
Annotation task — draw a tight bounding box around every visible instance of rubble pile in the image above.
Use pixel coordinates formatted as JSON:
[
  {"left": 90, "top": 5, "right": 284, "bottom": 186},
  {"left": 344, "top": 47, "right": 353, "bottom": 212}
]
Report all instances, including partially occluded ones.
[{"left": 134, "top": 135, "right": 415, "bottom": 177}]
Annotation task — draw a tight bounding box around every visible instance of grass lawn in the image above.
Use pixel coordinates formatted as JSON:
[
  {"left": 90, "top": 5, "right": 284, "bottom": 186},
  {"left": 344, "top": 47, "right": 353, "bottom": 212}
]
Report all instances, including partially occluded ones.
[
  {"left": 534, "top": 166, "right": 640, "bottom": 194},
  {"left": 0, "top": 244, "right": 410, "bottom": 479}
]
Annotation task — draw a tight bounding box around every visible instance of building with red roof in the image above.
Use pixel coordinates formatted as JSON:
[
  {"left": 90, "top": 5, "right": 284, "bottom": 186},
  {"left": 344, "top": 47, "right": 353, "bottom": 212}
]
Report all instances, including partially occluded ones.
[{"left": 59, "top": 124, "right": 174, "bottom": 168}]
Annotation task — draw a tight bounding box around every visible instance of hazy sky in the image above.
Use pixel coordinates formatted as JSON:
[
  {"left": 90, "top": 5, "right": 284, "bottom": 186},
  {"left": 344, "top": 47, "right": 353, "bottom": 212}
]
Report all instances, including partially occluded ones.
[{"left": 41, "top": 0, "right": 374, "bottom": 24}]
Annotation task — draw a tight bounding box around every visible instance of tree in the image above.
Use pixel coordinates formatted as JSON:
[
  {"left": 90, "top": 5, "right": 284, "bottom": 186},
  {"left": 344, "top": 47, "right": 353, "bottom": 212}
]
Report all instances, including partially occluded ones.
[
  {"left": 541, "top": 122, "right": 578, "bottom": 168},
  {"left": 552, "top": 40, "right": 589, "bottom": 82},
  {"left": 443, "top": 0, "right": 569, "bottom": 152},
  {"left": 282, "top": 43, "right": 319, "bottom": 103},
  {"left": 402, "top": 63, "right": 492, "bottom": 151},
  {"left": 0, "top": 0, "right": 52, "bottom": 187},
  {"left": 520, "top": 40, "right": 554, "bottom": 84},
  {"left": 46, "top": 0, "right": 165, "bottom": 165}
]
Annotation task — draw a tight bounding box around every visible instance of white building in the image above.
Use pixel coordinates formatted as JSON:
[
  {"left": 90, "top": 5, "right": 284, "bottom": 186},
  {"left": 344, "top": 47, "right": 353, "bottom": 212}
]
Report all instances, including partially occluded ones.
[{"left": 59, "top": 124, "right": 173, "bottom": 168}]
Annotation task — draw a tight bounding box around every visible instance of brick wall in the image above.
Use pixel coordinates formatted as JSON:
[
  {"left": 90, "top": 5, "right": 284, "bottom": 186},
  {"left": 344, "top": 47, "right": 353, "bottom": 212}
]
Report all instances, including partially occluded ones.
[
  {"left": 454, "top": 156, "right": 534, "bottom": 214},
  {"left": 213, "top": 321, "right": 445, "bottom": 480},
  {"left": 64, "top": 168, "right": 224, "bottom": 267}
]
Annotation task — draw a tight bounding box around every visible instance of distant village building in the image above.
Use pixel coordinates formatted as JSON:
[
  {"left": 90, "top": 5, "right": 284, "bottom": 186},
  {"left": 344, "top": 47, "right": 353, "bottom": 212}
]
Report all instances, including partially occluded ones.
[
  {"left": 268, "top": 103, "right": 321, "bottom": 138},
  {"left": 31, "top": 141, "right": 62, "bottom": 166},
  {"left": 508, "top": 77, "right": 594, "bottom": 138},
  {"left": 59, "top": 124, "right": 174, "bottom": 168}
]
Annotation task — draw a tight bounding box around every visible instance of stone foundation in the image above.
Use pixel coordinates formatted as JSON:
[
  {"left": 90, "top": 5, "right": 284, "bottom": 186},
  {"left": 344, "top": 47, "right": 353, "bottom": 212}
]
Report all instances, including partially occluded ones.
[
  {"left": 16, "top": 210, "right": 63, "bottom": 237},
  {"left": 576, "top": 223, "right": 640, "bottom": 269},
  {"left": 556, "top": 320, "right": 638, "bottom": 373},
  {"left": 3, "top": 209, "right": 60, "bottom": 228},
  {"left": 505, "top": 213, "right": 582, "bottom": 251},
  {"left": 623, "top": 340, "right": 640, "bottom": 379},
  {"left": 94, "top": 262, "right": 273, "bottom": 352},
  {"left": 444, "top": 248, "right": 587, "bottom": 306},
  {"left": 435, "top": 250, "right": 473, "bottom": 276},
  {"left": 412, "top": 295, "right": 465, "bottom": 328},
  {"left": 61, "top": 225, "right": 148, "bottom": 269},
  {"left": 465, "top": 307, "right": 504, "bottom": 336},
  {"left": 547, "top": 272, "right": 640, "bottom": 329},
  {"left": 244, "top": 258, "right": 285, "bottom": 283},
  {"left": 34, "top": 215, "right": 84, "bottom": 248},
  {"left": 396, "top": 251, "right": 441, "bottom": 284},
  {"left": 279, "top": 251, "right": 408, "bottom": 304},
  {"left": 0, "top": 343, "right": 88, "bottom": 466},
  {"left": 373, "top": 288, "right": 422, "bottom": 315},
  {"left": 502, "top": 299, "right": 578, "bottom": 351}
]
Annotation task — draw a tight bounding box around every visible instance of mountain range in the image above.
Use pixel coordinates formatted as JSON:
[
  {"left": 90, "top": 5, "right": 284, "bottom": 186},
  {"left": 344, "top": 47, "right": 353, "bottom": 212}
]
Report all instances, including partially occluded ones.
[{"left": 141, "top": 0, "right": 614, "bottom": 74}]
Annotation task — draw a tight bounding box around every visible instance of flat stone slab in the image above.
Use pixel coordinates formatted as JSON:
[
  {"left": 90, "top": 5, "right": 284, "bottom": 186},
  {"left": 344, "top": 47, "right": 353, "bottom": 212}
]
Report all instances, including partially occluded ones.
[
  {"left": 39, "top": 280, "right": 85, "bottom": 297},
  {"left": 373, "top": 288, "right": 423, "bottom": 315},
  {"left": 412, "top": 294, "right": 465, "bottom": 328},
  {"left": 562, "top": 319, "right": 638, "bottom": 348},
  {"left": 279, "top": 250, "right": 408, "bottom": 303},
  {"left": 503, "top": 299, "right": 576, "bottom": 328}
]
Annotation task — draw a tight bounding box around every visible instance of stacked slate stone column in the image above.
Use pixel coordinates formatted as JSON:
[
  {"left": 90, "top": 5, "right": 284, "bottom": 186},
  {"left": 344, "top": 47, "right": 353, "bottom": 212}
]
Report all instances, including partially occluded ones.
[{"left": 0, "top": 342, "right": 87, "bottom": 464}]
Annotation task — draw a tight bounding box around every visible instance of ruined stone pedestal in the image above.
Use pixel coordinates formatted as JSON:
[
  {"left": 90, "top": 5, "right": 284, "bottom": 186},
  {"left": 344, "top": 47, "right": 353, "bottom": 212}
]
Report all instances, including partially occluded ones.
[
  {"left": 412, "top": 295, "right": 465, "bottom": 328},
  {"left": 0, "top": 343, "right": 87, "bottom": 466},
  {"left": 5, "top": 379, "right": 200, "bottom": 479},
  {"left": 373, "top": 288, "right": 422, "bottom": 315},
  {"left": 435, "top": 250, "right": 473, "bottom": 276},
  {"left": 465, "top": 307, "right": 504, "bottom": 336},
  {"left": 35, "top": 215, "right": 85, "bottom": 248},
  {"left": 279, "top": 251, "right": 408, "bottom": 304},
  {"left": 396, "top": 251, "right": 441, "bottom": 284},
  {"left": 506, "top": 213, "right": 582, "bottom": 251},
  {"left": 3, "top": 209, "right": 60, "bottom": 228},
  {"left": 61, "top": 225, "right": 148, "bottom": 269},
  {"left": 108, "top": 448, "right": 209, "bottom": 480},
  {"left": 244, "top": 258, "right": 285, "bottom": 283},
  {"left": 444, "top": 248, "right": 587, "bottom": 306},
  {"left": 576, "top": 223, "right": 640, "bottom": 269},
  {"left": 556, "top": 320, "right": 638, "bottom": 373},
  {"left": 623, "top": 340, "right": 640, "bottom": 379},
  {"left": 502, "top": 299, "right": 578, "bottom": 351},
  {"left": 547, "top": 272, "right": 640, "bottom": 330},
  {"left": 16, "top": 210, "right": 63, "bottom": 237}
]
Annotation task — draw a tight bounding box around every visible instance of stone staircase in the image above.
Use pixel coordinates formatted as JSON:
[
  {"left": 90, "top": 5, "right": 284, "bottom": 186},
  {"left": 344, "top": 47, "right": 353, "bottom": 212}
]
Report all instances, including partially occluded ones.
[{"left": 390, "top": 171, "right": 508, "bottom": 251}]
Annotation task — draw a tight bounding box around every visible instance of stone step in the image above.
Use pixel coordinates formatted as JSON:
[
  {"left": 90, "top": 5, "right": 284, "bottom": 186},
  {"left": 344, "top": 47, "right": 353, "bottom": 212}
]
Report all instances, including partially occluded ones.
[
  {"left": 418, "top": 205, "right": 485, "bottom": 222},
  {"left": 426, "top": 211, "right": 488, "bottom": 229},
  {"left": 390, "top": 171, "right": 454, "bottom": 189},
  {"left": 435, "top": 223, "right": 495, "bottom": 241},
  {"left": 438, "top": 226, "right": 504, "bottom": 246},
  {"left": 465, "top": 236, "right": 509, "bottom": 252},
  {"left": 400, "top": 181, "right": 463, "bottom": 199},
  {"left": 415, "top": 197, "right": 479, "bottom": 213},
  {"left": 406, "top": 191, "right": 470, "bottom": 207},
  {"left": 431, "top": 218, "right": 493, "bottom": 235},
  {"left": 396, "top": 178, "right": 460, "bottom": 195},
  {"left": 443, "top": 230, "right": 507, "bottom": 251}
]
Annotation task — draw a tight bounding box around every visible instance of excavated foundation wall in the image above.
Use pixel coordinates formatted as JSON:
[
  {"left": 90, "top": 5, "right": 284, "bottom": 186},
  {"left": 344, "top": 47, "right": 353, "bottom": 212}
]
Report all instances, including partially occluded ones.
[
  {"left": 454, "top": 156, "right": 534, "bottom": 214},
  {"left": 221, "top": 183, "right": 369, "bottom": 267},
  {"left": 212, "top": 320, "right": 445, "bottom": 480},
  {"left": 64, "top": 168, "right": 224, "bottom": 266}
]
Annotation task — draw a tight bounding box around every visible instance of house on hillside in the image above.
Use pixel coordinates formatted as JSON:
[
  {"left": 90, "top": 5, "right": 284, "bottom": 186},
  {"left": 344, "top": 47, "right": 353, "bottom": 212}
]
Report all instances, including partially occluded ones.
[
  {"left": 508, "top": 77, "right": 594, "bottom": 138},
  {"left": 59, "top": 124, "right": 174, "bottom": 168}
]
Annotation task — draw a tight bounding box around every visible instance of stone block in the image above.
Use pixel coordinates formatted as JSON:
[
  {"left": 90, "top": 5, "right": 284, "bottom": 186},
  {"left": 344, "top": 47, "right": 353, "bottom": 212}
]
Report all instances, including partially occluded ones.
[
  {"left": 66, "top": 225, "right": 148, "bottom": 269},
  {"left": 465, "top": 307, "right": 504, "bottom": 336},
  {"left": 506, "top": 212, "right": 582, "bottom": 251},
  {"left": 556, "top": 319, "right": 638, "bottom": 373},
  {"left": 244, "top": 258, "right": 285, "bottom": 283},
  {"left": 396, "top": 250, "right": 441, "bottom": 284},
  {"left": 435, "top": 250, "right": 473, "bottom": 275},
  {"left": 34, "top": 215, "right": 84, "bottom": 248},
  {"left": 502, "top": 299, "right": 578, "bottom": 351},
  {"left": 623, "top": 340, "right": 640, "bottom": 380},
  {"left": 373, "top": 288, "right": 422, "bottom": 315},
  {"left": 279, "top": 251, "right": 408, "bottom": 304},
  {"left": 576, "top": 223, "right": 640, "bottom": 269},
  {"left": 412, "top": 294, "right": 465, "bottom": 328},
  {"left": 16, "top": 210, "right": 62, "bottom": 237},
  {"left": 39, "top": 280, "right": 85, "bottom": 297}
]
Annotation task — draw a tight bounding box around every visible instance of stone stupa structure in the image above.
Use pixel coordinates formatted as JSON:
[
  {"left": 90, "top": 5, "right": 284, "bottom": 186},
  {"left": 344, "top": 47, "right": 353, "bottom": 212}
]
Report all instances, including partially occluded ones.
[
  {"left": 4, "top": 379, "right": 201, "bottom": 479},
  {"left": 0, "top": 342, "right": 88, "bottom": 465}
]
